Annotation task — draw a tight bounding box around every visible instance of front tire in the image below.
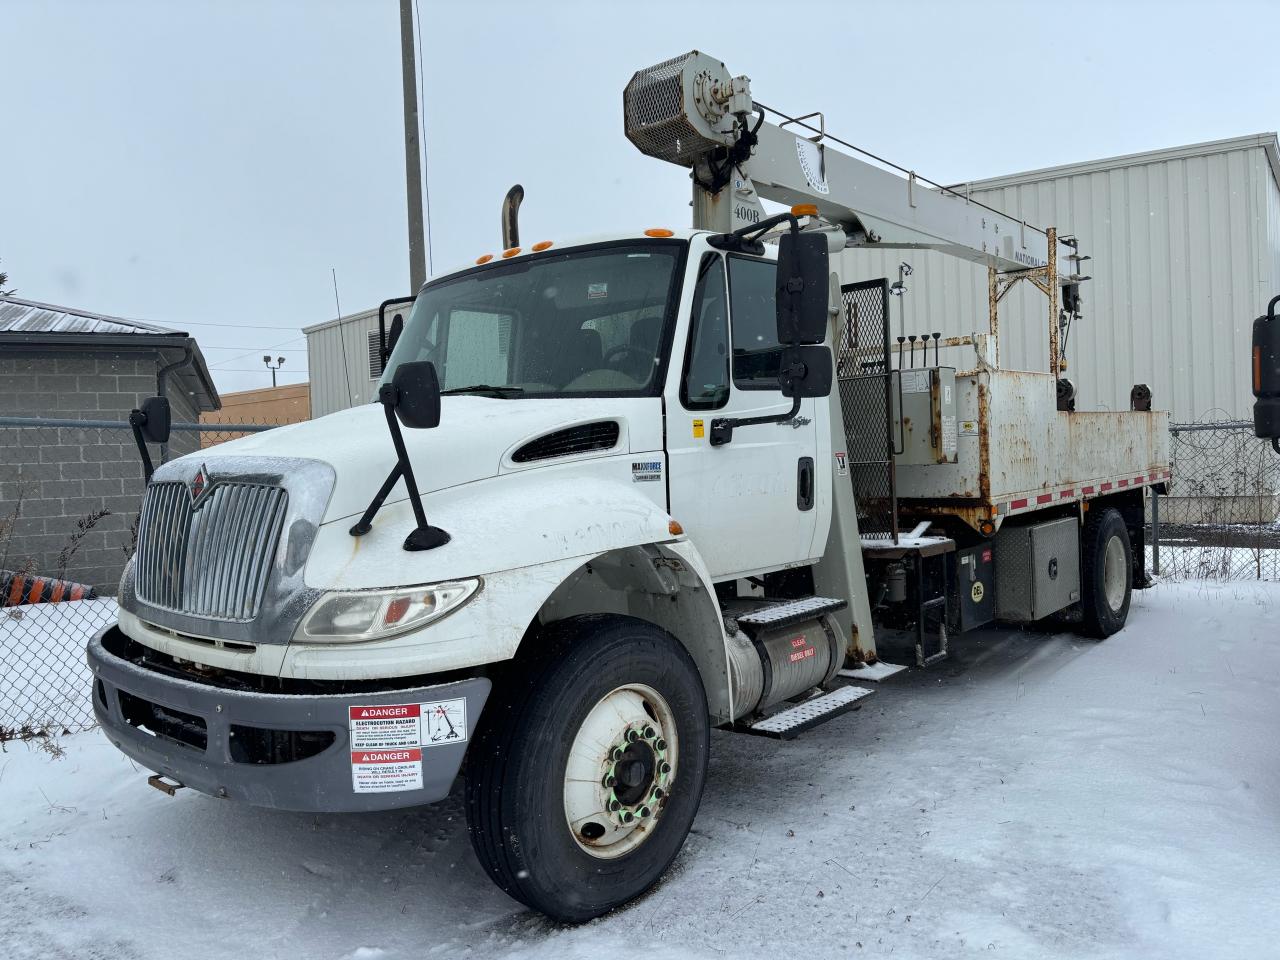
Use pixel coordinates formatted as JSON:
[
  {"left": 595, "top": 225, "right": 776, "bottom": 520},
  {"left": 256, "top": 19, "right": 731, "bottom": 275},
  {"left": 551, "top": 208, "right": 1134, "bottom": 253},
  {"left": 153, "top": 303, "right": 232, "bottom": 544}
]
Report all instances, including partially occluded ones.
[
  {"left": 1081, "top": 507, "right": 1132, "bottom": 638},
  {"left": 465, "top": 615, "right": 710, "bottom": 922}
]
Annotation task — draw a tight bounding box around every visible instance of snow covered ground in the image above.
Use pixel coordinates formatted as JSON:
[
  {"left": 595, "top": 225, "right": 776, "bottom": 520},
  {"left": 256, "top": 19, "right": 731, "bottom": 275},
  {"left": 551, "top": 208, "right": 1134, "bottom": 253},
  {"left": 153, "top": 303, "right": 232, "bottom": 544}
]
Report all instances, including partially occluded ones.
[{"left": 2, "top": 580, "right": 1278, "bottom": 960}]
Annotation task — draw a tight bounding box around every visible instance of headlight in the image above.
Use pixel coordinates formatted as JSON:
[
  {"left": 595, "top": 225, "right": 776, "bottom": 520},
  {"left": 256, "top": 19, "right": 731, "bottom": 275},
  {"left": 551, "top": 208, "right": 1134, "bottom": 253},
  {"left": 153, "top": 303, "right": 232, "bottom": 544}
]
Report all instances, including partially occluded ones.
[{"left": 299, "top": 578, "right": 480, "bottom": 643}]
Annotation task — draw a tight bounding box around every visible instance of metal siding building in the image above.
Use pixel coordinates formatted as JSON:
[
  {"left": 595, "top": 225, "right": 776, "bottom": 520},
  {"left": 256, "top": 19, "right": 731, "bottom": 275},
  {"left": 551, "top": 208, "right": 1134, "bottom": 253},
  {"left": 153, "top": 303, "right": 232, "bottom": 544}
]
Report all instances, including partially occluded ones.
[
  {"left": 838, "top": 133, "right": 1280, "bottom": 423},
  {"left": 304, "top": 307, "right": 385, "bottom": 418}
]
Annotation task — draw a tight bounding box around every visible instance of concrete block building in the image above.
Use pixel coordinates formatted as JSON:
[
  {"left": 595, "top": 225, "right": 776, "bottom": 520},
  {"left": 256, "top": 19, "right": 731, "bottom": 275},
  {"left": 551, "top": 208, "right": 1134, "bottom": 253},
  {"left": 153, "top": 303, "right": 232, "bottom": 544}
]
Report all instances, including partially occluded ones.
[{"left": 0, "top": 296, "right": 219, "bottom": 592}]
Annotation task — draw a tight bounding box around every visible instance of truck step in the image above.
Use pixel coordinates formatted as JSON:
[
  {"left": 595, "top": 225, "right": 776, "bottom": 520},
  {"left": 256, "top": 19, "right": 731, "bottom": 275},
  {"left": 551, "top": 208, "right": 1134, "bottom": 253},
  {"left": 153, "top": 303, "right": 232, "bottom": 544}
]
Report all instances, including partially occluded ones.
[
  {"left": 736, "top": 596, "right": 848, "bottom": 631},
  {"left": 838, "top": 661, "right": 907, "bottom": 683},
  {"left": 746, "top": 685, "right": 874, "bottom": 740}
]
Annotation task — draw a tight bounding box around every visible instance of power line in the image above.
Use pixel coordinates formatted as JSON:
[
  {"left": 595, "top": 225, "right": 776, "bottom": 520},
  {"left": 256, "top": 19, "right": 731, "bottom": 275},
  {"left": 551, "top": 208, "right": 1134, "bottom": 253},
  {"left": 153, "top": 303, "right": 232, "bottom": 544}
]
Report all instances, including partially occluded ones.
[
  {"left": 208, "top": 335, "right": 307, "bottom": 369},
  {"left": 177, "top": 320, "right": 306, "bottom": 331},
  {"left": 203, "top": 345, "right": 308, "bottom": 352}
]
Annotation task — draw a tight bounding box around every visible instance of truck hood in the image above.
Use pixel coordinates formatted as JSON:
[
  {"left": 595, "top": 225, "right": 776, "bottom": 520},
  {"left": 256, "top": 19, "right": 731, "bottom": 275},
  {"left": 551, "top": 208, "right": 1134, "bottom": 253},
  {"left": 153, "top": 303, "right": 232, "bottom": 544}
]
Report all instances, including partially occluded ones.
[{"left": 194, "top": 396, "right": 660, "bottom": 523}]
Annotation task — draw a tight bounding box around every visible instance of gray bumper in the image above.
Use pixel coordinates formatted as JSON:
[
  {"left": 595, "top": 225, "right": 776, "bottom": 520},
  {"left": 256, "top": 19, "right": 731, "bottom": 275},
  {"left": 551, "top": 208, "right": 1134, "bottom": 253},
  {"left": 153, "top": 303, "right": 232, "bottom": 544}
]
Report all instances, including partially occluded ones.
[{"left": 88, "top": 625, "right": 491, "bottom": 813}]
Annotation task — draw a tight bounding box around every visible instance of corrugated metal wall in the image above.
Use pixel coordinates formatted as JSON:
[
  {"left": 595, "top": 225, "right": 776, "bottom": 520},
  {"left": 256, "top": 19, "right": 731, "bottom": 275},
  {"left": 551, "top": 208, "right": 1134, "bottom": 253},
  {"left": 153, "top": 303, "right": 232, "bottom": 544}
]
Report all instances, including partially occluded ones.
[
  {"left": 839, "top": 139, "right": 1280, "bottom": 423},
  {"left": 305, "top": 308, "right": 383, "bottom": 418}
]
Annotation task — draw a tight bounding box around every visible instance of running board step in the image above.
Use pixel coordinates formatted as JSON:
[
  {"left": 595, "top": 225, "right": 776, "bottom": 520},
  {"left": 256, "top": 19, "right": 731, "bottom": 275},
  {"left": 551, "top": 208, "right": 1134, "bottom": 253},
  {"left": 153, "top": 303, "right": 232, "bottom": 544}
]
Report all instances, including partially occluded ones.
[
  {"left": 736, "top": 596, "right": 848, "bottom": 631},
  {"left": 838, "top": 661, "right": 907, "bottom": 683},
  {"left": 746, "top": 685, "right": 874, "bottom": 740}
]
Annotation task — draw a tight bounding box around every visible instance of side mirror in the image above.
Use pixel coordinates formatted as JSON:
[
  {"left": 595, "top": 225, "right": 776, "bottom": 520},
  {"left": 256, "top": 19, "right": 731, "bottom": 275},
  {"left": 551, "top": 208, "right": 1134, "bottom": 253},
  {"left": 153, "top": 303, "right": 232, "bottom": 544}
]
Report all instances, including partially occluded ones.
[
  {"left": 779, "top": 345, "right": 833, "bottom": 399},
  {"left": 776, "top": 231, "right": 830, "bottom": 345},
  {"left": 382, "top": 360, "right": 441, "bottom": 429},
  {"left": 137, "top": 396, "right": 171, "bottom": 444},
  {"left": 1255, "top": 294, "right": 1280, "bottom": 441}
]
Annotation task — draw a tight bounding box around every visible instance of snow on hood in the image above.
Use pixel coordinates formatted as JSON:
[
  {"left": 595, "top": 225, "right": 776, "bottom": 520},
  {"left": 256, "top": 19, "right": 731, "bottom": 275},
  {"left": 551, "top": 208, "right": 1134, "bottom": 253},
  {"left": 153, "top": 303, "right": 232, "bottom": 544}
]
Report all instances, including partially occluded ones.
[{"left": 191, "top": 396, "right": 653, "bottom": 523}]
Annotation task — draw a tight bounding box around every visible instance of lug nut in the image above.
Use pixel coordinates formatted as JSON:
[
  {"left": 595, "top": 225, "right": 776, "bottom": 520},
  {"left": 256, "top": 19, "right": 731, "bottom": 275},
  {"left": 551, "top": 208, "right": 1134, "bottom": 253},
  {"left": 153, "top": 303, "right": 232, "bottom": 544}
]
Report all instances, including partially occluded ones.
[
  {"left": 651, "top": 787, "right": 665, "bottom": 800},
  {"left": 609, "top": 797, "right": 621, "bottom": 812},
  {"left": 626, "top": 729, "right": 640, "bottom": 743},
  {"left": 603, "top": 774, "right": 616, "bottom": 788},
  {"left": 641, "top": 725, "right": 656, "bottom": 739},
  {"left": 622, "top": 810, "right": 635, "bottom": 823},
  {"left": 639, "top": 805, "right": 652, "bottom": 818},
  {"left": 655, "top": 738, "right": 667, "bottom": 751},
  {"left": 659, "top": 761, "right": 671, "bottom": 775},
  {"left": 611, "top": 746, "right": 624, "bottom": 761}
]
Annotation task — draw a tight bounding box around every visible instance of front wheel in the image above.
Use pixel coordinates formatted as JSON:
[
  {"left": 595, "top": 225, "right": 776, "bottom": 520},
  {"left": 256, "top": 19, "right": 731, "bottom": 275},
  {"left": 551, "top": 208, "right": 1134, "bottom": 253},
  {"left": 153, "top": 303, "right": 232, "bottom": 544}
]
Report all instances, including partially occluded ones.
[
  {"left": 465, "top": 615, "right": 710, "bottom": 922},
  {"left": 1081, "top": 507, "right": 1132, "bottom": 638}
]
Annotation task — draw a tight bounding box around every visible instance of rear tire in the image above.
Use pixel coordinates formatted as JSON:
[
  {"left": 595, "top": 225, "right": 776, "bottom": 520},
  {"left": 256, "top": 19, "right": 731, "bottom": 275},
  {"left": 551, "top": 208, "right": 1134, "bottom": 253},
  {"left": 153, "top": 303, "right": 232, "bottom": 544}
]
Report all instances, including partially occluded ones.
[
  {"left": 465, "top": 615, "right": 710, "bottom": 923},
  {"left": 1081, "top": 507, "right": 1132, "bottom": 638}
]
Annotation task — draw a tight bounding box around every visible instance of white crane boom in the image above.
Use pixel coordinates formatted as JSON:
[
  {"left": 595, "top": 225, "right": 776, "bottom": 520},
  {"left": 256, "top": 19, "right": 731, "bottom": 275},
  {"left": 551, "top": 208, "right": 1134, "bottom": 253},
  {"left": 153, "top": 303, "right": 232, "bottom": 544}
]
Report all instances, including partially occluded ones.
[{"left": 624, "top": 51, "right": 1081, "bottom": 281}]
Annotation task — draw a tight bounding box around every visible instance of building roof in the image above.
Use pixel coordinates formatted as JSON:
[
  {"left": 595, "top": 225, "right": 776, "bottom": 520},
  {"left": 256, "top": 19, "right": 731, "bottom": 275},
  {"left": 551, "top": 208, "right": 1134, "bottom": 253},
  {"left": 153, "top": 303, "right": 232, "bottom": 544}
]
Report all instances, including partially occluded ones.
[
  {"left": 950, "top": 132, "right": 1280, "bottom": 195},
  {"left": 0, "top": 295, "right": 185, "bottom": 336},
  {"left": 302, "top": 305, "right": 379, "bottom": 336},
  {"left": 0, "top": 295, "right": 221, "bottom": 413}
]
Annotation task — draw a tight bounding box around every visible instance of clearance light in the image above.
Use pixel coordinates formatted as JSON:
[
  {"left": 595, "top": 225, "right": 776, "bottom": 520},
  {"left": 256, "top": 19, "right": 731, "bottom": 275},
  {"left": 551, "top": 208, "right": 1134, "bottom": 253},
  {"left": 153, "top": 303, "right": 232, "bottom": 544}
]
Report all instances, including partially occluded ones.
[
  {"left": 300, "top": 579, "right": 481, "bottom": 643},
  {"left": 476, "top": 254, "right": 494, "bottom": 264},
  {"left": 532, "top": 240, "right": 554, "bottom": 251},
  {"left": 668, "top": 519, "right": 684, "bottom": 536},
  {"left": 791, "top": 204, "right": 819, "bottom": 217},
  {"left": 644, "top": 228, "right": 674, "bottom": 238},
  {"left": 502, "top": 246, "right": 521, "bottom": 258}
]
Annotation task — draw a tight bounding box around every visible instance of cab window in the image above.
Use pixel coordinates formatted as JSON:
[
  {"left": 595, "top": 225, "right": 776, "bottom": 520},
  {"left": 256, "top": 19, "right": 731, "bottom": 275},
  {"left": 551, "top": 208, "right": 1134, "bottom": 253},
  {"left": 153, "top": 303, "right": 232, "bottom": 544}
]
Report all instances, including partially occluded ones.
[
  {"left": 681, "top": 255, "right": 730, "bottom": 410},
  {"left": 728, "top": 256, "right": 783, "bottom": 389}
]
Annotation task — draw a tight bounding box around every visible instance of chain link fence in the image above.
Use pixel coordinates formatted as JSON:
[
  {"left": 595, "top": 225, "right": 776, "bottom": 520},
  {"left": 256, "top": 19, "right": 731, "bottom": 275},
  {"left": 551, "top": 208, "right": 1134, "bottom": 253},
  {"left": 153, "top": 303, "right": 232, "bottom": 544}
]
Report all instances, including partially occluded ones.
[
  {"left": 1152, "top": 420, "right": 1280, "bottom": 582},
  {"left": 1, "top": 416, "right": 283, "bottom": 736}
]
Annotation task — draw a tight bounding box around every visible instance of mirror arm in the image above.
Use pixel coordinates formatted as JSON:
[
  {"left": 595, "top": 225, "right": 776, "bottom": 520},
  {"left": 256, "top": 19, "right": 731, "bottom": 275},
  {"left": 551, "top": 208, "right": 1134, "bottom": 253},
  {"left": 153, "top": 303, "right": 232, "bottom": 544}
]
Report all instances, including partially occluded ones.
[
  {"left": 707, "top": 212, "right": 801, "bottom": 254},
  {"left": 348, "top": 461, "right": 404, "bottom": 537},
  {"left": 127, "top": 409, "right": 155, "bottom": 484},
  {"left": 352, "top": 386, "right": 451, "bottom": 551},
  {"left": 709, "top": 394, "right": 801, "bottom": 447}
]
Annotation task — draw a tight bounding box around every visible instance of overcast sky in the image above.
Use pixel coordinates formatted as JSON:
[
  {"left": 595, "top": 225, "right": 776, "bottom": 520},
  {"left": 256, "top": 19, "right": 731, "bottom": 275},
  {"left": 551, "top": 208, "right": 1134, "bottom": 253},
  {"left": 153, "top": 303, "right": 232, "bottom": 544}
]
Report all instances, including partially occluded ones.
[{"left": 4, "top": 0, "right": 1277, "bottom": 397}]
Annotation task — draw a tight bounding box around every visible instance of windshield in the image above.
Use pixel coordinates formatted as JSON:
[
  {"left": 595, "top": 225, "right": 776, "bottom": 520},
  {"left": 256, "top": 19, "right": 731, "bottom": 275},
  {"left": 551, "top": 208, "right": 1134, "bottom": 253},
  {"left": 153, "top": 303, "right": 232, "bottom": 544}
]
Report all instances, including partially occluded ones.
[{"left": 382, "top": 240, "right": 684, "bottom": 398}]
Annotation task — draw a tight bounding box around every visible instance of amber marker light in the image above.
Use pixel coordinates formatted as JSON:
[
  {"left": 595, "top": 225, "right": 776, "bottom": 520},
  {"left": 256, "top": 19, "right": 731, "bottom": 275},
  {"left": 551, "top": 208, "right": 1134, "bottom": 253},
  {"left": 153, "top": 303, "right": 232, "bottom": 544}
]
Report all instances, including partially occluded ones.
[
  {"left": 644, "top": 228, "right": 674, "bottom": 238},
  {"left": 475, "top": 254, "right": 494, "bottom": 264},
  {"left": 668, "top": 520, "right": 684, "bottom": 536},
  {"left": 791, "top": 204, "right": 819, "bottom": 217},
  {"left": 502, "top": 247, "right": 521, "bottom": 258},
  {"left": 532, "top": 240, "right": 554, "bottom": 251}
]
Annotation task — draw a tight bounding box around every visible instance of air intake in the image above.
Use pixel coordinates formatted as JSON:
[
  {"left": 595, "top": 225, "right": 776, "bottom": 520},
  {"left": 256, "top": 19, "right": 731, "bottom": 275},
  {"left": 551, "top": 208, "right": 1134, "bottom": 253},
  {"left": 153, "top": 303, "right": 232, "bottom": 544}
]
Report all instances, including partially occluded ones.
[{"left": 511, "top": 421, "right": 621, "bottom": 464}]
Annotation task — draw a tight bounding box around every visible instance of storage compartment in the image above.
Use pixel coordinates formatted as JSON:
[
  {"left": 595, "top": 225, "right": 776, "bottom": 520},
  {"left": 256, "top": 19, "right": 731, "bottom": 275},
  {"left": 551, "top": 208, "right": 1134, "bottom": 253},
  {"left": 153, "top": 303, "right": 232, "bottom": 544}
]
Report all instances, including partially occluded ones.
[
  {"left": 949, "top": 543, "right": 995, "bottom": 632},
  {"left": 994, "top": 516, "right": 1081, "bottom": 621}
]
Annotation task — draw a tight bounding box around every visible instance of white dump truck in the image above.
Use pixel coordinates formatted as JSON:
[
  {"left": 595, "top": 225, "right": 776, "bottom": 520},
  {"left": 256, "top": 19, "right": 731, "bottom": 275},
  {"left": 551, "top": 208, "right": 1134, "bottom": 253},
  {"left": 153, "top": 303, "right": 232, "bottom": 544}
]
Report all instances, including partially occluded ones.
[{"left": 89, "top": 52, "right": 1169, "bottom": 921}]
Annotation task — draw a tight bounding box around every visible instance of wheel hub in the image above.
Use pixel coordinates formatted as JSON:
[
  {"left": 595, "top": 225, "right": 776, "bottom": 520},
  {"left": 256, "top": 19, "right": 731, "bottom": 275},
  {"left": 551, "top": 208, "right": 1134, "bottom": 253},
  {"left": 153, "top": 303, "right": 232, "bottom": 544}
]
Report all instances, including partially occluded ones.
[{"left": 563, "top": 684, "right": 678, "bottom": 859}]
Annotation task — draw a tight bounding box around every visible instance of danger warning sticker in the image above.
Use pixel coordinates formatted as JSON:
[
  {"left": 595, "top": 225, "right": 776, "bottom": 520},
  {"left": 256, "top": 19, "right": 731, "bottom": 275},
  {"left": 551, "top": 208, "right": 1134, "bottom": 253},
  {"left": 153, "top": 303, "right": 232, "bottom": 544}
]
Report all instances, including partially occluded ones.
[
  {"left": 347, "top": 698, "right": 468, "bottom": 793},
  {"left": 351, "top": 748, "right": 424, "bottom": 793}
]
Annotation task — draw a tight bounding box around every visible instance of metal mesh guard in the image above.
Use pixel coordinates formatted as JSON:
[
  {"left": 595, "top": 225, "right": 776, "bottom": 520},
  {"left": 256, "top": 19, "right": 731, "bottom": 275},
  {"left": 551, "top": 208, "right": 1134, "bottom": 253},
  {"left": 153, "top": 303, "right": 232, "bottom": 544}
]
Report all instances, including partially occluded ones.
[{"left": 624, "top": 52, "right": 715, "bottom": 167}]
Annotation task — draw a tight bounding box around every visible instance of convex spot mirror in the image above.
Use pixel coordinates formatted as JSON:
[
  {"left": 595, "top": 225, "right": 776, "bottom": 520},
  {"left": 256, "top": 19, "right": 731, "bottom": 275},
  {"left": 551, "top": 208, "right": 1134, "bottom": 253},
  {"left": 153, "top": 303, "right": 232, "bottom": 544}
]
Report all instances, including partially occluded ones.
[
  {"left": 138, "top": 396, "right": 171, "bottom": 444},
  {"left": 776, "top": 231, "right": 830, "bottom": 346},
  {"left": 779, "top": 345, "right": 833, "bottom": 399},
  {"left": 383, "top": 360, "right": 442, "bottom": 429}
]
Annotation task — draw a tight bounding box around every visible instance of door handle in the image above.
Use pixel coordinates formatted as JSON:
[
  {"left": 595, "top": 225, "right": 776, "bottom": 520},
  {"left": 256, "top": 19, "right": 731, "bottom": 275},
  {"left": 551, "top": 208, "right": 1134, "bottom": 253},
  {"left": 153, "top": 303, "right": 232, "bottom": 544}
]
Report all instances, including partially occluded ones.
[{"left": 797, "top": 457, "right": 814, "bottom": 511}]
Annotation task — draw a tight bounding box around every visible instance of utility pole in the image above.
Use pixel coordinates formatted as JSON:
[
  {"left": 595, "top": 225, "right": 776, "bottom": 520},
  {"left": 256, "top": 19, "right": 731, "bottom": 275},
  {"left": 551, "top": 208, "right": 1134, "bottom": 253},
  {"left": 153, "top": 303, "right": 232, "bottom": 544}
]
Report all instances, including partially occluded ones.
[{"left": 400, "top": 0, "right": 426, "bottom": 292}]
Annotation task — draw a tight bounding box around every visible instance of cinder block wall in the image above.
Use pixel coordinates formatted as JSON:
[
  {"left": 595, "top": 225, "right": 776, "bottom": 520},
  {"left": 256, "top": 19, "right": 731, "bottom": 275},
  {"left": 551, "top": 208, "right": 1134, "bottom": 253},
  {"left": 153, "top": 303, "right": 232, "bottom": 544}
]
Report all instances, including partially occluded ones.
[{"left": 1, "top": 349, "right": 201, "bottom": 594}]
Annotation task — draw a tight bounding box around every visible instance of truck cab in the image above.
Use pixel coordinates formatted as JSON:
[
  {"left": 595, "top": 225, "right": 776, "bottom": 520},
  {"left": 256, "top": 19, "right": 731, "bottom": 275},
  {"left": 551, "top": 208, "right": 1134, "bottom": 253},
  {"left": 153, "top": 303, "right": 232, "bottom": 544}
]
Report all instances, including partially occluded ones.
[{"left": 91, "top": 226, "right": 850, "bottom": 921}]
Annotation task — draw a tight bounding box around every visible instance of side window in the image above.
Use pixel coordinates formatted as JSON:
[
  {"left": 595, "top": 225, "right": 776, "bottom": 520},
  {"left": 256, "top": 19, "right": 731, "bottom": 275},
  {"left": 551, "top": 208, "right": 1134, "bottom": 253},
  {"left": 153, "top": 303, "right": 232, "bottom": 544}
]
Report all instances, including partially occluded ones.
[
  {"left": 681, "top": 255, "right": 730, "bottom": 410},
  {"left": 728, "top": 256, "right": 783, "bottom": 389}
]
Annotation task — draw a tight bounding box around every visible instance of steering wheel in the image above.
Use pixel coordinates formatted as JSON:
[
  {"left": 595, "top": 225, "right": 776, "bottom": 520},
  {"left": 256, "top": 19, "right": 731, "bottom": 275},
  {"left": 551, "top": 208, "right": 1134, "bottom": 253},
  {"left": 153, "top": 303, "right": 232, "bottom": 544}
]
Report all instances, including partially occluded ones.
[{"left": 603, "top": 344, "right": 650, "bottom": 369}]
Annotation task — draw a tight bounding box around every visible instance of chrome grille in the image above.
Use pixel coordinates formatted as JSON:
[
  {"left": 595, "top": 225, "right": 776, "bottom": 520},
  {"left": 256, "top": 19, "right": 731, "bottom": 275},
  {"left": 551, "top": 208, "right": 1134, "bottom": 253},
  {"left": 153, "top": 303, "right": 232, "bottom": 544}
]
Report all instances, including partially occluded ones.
[{"left": 135, "top": 481, "right": 289, "bottom": 621}]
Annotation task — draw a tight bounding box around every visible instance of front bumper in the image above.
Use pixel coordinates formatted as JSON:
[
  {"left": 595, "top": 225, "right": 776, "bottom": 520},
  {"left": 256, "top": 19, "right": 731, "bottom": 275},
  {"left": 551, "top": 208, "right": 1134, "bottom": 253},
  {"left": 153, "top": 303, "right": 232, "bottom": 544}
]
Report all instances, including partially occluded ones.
[{"left": 88, "top": 625, "right": 491, "bottom": 813}]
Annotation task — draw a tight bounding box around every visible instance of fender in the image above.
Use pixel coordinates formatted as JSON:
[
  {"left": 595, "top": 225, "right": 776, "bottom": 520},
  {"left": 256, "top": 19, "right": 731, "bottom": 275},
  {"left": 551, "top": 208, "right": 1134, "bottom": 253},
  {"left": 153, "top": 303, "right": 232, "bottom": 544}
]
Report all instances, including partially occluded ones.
[{"left": 288, "top": 471, "right": 733, "bottom": 720}]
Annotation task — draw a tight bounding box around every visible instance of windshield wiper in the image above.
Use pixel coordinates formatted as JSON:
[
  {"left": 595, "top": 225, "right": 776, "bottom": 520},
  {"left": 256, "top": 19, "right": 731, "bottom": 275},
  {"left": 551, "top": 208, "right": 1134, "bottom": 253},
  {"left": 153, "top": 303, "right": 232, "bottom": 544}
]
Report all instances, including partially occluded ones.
[{"left": 439, "top": 384, "right": 525, "bottom": 398}]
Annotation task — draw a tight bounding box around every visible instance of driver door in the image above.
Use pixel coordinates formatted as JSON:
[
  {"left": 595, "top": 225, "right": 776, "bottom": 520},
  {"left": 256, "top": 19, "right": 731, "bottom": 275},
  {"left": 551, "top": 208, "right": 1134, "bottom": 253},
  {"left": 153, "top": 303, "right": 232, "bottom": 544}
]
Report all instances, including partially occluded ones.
[{"left": 665, "top": 251, "right": 820, "bottom": 581}]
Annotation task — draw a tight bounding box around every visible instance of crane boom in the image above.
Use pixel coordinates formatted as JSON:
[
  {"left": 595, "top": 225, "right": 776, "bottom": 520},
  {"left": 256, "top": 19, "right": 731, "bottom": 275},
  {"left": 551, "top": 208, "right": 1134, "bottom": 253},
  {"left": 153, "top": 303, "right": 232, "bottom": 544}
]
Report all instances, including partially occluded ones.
[{"left": 624, "top": 51, "right": 1081, "bottom": 281}]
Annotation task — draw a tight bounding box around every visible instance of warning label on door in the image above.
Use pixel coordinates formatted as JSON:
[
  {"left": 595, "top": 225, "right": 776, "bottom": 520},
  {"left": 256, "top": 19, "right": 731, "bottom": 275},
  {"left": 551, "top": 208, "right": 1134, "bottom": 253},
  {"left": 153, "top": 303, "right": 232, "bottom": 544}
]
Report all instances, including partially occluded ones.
[
  {"left": 347, "top": 698, "right": 469, "bottom": 793},
  {"left": 350, "top": 748, "right": 424, "bottom": 793}
]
